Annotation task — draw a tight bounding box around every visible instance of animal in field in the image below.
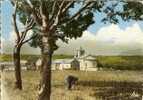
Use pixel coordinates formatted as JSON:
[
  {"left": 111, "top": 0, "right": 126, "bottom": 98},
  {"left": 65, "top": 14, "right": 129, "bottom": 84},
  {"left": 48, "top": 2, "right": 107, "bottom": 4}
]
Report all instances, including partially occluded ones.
[{"left": 65, "top": 75, "right": 78, "bottom": 90}]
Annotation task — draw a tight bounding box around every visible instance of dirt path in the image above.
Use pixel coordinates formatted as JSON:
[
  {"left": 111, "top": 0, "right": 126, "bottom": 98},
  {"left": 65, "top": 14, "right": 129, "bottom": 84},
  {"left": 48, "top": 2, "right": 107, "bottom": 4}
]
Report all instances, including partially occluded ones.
[{"left": 1, "top": 72, "right": 10, "bottom": 100}]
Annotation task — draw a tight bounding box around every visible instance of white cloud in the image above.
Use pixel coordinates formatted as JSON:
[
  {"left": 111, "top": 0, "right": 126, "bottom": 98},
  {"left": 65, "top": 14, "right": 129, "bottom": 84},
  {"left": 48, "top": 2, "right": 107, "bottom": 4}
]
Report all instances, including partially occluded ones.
[
  {"left": 95, "top": 23, "right": 143, "bottom": 44},
  {"left": 56, "top": 23, "right": 143, "bottom": 55}
]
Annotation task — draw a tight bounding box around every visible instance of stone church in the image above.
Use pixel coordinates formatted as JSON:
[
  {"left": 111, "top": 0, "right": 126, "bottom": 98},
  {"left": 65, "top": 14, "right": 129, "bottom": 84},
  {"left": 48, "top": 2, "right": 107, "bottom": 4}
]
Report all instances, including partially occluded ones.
[{"left": 74, "top": 47, "right": 98, "bottom": 71}]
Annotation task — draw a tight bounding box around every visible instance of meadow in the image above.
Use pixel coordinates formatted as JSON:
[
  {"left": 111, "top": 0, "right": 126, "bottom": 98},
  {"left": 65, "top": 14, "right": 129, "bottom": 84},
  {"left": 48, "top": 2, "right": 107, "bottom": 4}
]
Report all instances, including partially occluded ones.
[
  {"left": 1, "top": 54, "right": 143, "bottom": 100},
  {"left": 3, "top": 70, "right": 143, "bottom": 100},
  {"left": 0, "top": 54, "right": 73, "bottom": 62}
]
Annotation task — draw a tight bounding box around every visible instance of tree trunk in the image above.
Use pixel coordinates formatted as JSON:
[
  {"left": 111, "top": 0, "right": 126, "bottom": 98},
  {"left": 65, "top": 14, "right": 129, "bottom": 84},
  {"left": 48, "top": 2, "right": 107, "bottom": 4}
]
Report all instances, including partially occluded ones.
[
  {"left": 13, "top": 46, "right": 22, "bottom": 90},
  {"left": 38, "top": 36, "right": 53, "bottom": 100}
]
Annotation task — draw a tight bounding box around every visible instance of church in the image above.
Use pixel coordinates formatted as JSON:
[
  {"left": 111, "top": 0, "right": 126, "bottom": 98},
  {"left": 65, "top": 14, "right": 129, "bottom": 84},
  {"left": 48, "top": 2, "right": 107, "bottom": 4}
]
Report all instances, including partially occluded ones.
[
  {"left": 52, "top": 47, "right": 98, "bottom": 71},
  {"left": 74, "top": 47, "right": 98, "bottom": 71},
  {"left": 36, "top": 48, "right": 98, "bottom": 71}
]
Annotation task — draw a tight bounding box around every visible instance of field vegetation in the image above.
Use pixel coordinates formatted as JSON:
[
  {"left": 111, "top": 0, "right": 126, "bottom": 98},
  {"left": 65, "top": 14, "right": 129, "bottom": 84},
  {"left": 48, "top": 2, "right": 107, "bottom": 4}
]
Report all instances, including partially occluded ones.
[
  {"left": 97, "top": 56, "right": 143, "bottom": 70},
  {"left": 1, "top": 54, "right": 143, "bottom": 99},
  {"left": 3, "top": 70, "right": 143, "bottom": 100},
  {"left": 0, "top": 54, "right": 73, "bottom": 62}
]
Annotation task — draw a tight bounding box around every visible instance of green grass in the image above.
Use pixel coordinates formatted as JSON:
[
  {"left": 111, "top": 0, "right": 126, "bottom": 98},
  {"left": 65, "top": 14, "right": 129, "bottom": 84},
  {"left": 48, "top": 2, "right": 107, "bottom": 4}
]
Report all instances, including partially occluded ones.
[
  {"left": 96, "top": 56, "right": 143, "bottom": 70},
  {"left": 97, "top": 56, "right": 143, "bottom": 65},
  {"left": 3, "top": 70, "right": 143, "bottom": 100},
  {"left": 0, "top": 54, "right": 73, "bottom": 62}
]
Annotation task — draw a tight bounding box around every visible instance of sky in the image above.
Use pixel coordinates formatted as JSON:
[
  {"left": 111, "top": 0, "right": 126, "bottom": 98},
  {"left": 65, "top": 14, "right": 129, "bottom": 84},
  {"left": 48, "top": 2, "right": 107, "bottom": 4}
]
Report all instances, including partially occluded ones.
[{"left": 1, "top": 0, "right": 143, "bottom": 55}]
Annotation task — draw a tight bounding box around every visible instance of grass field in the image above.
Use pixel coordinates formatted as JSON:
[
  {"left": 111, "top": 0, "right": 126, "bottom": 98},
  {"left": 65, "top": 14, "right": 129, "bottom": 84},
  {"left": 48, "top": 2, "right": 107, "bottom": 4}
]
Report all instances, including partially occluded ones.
[
  {"left": 3, "top": 70, "right": 143, "bottom": 100},
  {"left": 0, "top": 54, "right": 73, "bottom": 62},
  {"left": 1, "top": 54, "right": 143, "bottom": 99}
]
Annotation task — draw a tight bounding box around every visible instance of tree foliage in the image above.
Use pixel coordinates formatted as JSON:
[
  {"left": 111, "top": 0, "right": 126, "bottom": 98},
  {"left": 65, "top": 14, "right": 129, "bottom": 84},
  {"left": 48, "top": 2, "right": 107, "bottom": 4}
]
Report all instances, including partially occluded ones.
[{"left": 102, "top": 0, "right": 143, "bottom": 23}]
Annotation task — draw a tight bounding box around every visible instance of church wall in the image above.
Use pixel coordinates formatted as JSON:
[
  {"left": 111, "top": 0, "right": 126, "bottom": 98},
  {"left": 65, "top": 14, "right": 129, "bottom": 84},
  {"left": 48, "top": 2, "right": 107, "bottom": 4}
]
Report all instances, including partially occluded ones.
[{"left": 79, "top": 60, "right": 98, "bottom": 71}]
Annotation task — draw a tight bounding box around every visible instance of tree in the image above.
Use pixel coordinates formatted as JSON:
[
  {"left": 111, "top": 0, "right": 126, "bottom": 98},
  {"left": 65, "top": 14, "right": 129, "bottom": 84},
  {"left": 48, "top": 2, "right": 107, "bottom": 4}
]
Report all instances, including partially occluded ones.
[
  {"left": 11, "top": 2, "right": 37, "bottom": 90},
  {"left": 10, "top": 0, "right": 143, "bottom": 100}
]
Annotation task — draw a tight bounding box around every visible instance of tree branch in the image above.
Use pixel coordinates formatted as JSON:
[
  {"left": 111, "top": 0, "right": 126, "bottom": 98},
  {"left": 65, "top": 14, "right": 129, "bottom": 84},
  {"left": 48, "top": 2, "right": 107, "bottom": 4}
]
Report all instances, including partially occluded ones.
[
  {"left": 49, "top": 0, "right": 66, "bottom": 31},
  {"left": 19, "top": 18, "right": 35, "bottom": 45},
  {"left": 22, "top": 34, "right": 38, "bottom": 45},
  {"left": 12, "top": 2, "right": 20, "bottom": 41},
  {"left": 25, "top": 18, "right": 35, "bottom": 30},
  {"left": 24, "top": 0, "right": 42, "bottom": 26},
  {"left": 48, "top": 1, "right": 58, "bottom": 26},
  {"left": 20, "top": 18, "right": 34, "bottom": 37},
  {"left": 40, "top": 2, "right": 48, "bottom": 29},
  {"left": 61, "top": 1, "right": 75, "bottom": 14},
  {"left": 70, "top": 2, "right": 93, "bottom": 21},
  {"left": 26, "top": 0, "right": 34, "bottom": 8},
  {"left": 60, "top": 1, "right": 94, "bottom": 25},
  {"left": 51, "top": 1, "right": 57, "bottom": 18}
]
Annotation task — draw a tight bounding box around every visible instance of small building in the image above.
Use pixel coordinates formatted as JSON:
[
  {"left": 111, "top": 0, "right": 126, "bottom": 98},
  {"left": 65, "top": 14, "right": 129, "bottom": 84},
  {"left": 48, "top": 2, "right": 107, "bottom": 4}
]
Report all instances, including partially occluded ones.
[
  {"left": 74, "top": 47, "right": 98, "bottom": 71},
  {"left": 52, "top": 58, "right": 80, "bottom": 70},
  {"left": 0, "top": 60, "right": 28, "bottom": 71},
  {"left": 79, "top": 55, "right": 98, "bottom": 71},
  {"left": 35, "top": 58, "right": 80, "bottom": 70}
]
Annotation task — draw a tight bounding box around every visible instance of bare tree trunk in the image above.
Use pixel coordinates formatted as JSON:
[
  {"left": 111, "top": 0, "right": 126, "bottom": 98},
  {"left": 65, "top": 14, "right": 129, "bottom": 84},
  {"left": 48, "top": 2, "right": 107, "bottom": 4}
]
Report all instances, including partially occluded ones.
[
  {"left": 13, "top": 46, "right": 22, "bottom": 90},
  {"left": 38, "top": 37, "right": 53, "bottom": 100}
]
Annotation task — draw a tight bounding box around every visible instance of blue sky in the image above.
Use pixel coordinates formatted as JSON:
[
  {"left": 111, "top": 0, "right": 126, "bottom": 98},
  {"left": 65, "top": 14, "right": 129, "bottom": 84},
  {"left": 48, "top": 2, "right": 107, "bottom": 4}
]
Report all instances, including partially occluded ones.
[
  {"left": 1, "top": 0, "right": 13, "bottom": 39},
  {"left": 1, "top": 0, "right": 143, "bottom": 55}
]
